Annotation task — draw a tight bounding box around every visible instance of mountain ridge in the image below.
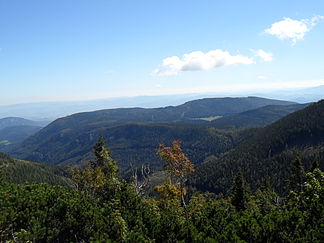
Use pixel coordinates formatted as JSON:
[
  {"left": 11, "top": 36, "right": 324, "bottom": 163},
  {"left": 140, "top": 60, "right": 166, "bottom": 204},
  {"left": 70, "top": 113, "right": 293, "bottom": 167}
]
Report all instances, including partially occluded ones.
[
  {"left": 190, "top": 99, "right": 324, "bottom": 194},
  {"left": 7, "top": 97, "right": 295, "bottom": 167}
]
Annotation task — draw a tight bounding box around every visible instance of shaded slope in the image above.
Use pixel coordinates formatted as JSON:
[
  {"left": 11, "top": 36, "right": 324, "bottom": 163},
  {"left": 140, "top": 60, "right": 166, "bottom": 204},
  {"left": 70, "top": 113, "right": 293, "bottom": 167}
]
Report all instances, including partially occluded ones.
[
  {"left": 0, "top": 117, "right": 40, "bottom": 130},
  {"left": 0, "top": 125, "right": 42, "bottom": 143},
  {"left": 178, "top": 96, "right": 295, "bottom": 118},
  {"left": 12, "top": 123, "right": 255, "bottom": 172},
  {"left": 190, "top": 100, "right": 324, "bottom": 194},
  {"left": 9, "top": 97, "right": 294, "bottom": 170},
  {"left": 211, "top": 103, "right": 308, "bottom": 129},
  {"left": 23, "top": 96, "right": 294, "bottom": 134}
]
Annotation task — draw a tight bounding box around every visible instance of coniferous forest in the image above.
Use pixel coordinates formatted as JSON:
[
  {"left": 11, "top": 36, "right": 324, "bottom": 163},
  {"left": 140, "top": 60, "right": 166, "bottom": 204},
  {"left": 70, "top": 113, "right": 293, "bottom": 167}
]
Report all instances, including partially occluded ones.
[
  {"left": 1, "top": 131, "right": 323, "bottom": 242},
  {"left": 0, "top": 100, "right": 323, "bottom": 242},
  {"left": 2, "top": 1, "right": 324, "bottom": 242}
]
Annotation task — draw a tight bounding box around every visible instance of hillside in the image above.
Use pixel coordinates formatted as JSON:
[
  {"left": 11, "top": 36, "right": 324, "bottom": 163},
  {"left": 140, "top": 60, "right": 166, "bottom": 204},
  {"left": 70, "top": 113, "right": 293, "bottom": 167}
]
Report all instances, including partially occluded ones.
[
  {"left": 0, "top": 153, "right": 70, "bottom": 185},
  {"left": 27, "top": 97, "right": 293, "bottom": 129},
  {"left": 177, "top": 96, "right": 295, "bottom": 118},
  {"left": 0, "top": 95, "right": 295, "bottom": 120},
  {"left": 211, "top": 103, "right": 308, "bottom": 129},
  {"left": 190, "top": 100, "right": 324, "bottom": 194},
  {"left": 0, "top": 117, "right": 42, "bottom": 130},
  {"left": 0, "top": 117, "right": 46, "bottom": 149},
  {"left": 11, "top": 122, "right": 256, "bottom": 172},
  {"left": 6, "top": 97, "right": 291, "bottom": 168},
  {"left": 0, "top": 125, "right": 42, "bottom": 144}
]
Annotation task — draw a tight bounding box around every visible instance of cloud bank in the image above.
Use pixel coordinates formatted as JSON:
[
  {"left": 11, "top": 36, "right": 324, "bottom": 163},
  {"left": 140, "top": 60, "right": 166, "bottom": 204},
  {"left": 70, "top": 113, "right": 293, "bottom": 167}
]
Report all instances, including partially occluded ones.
[
  {"left": 265, "top": 15, "right": 323, "bottom": 45},
  {"left": 154, "top": 49, "right": 254, "bottom": 76}
]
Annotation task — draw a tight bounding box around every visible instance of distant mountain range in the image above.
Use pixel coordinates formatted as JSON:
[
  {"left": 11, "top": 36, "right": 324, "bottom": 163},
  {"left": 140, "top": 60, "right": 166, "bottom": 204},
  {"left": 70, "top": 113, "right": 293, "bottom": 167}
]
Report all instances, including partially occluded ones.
[
  {"left": 254, "top": 85, "right": 324, "bottom": 103},
  {"left": 0, "top": 126, "right": 42, "bottom": 144},
  {"left": 7, "top": 97, "right": 298, "bottom": 170},
  {"left": 0, "top": 94, "right": 206, "bottom": 120},
  {"left": 0, "top": 85, "right": 322, "bottom": 120},
  {"left": 0, "top": 117, "right": 46, "bottom": 149},
  {"left": 1, "top": 96, "right": 323, "bottom": 196},
  {"left": 0, "top": 117, "right": 45, "bottom": 130}
]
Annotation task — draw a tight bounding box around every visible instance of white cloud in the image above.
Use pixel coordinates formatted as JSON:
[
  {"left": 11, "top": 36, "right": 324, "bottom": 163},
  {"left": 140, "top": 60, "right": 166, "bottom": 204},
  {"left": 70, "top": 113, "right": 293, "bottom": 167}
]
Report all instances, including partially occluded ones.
[
  {"left": 265, "top": 15, "right": 324, "bottom": 45},
  {"left": 257, "top": 75, "right": 267, "bottom": 80},
  {"left": 253, "top": 49, "right": 273, "bottom": 62},
  {"left": 154, "top": 49, "right": 254, "bottom": 76},
  {"left": 153, "top": 69, "right": 178, "bottom": 76}
]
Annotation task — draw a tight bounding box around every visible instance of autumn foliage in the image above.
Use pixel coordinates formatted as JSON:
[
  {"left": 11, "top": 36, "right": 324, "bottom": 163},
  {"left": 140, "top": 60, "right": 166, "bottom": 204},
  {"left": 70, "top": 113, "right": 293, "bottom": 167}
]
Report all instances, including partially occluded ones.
[
  {"left": 157, "top": 140, "right": 194, "bottom": 178},
  {"left": 156, "top": 140, "right": 194, "bottom": 206}
]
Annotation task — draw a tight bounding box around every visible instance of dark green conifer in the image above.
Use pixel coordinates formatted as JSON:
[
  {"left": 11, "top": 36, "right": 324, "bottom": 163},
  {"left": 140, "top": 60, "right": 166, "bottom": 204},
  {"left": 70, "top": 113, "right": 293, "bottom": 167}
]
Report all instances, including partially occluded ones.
[
  {"left": 288, "top": 155, "right": 305, "bottom": 193},
  {"left": 310, "top": 160, "right": 320, "bottom": 172},
  {"left": 231, "top": 170, "right": 249, "bottom": 211},
  {"left": 91, "top": 136, "right": 118, "bottom": 178},
  {"left": 92, "top": 136, "right": 111, "bottom": 167}
]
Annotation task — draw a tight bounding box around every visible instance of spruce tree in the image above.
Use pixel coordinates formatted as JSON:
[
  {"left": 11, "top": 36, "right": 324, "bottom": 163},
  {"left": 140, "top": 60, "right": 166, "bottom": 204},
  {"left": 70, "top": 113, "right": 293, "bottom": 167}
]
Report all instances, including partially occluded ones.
[
  {"left": 231, "top": 170, "right": 249, "bottom": 211},
  {"left": 310, "top": 160, "right": 319, "bottom": 172},
  {"left": 91, "top": 136, "right": 118, "bottom": 178},
  {"left": 289, "top": 155, "right": 305, "bottom": 193}
]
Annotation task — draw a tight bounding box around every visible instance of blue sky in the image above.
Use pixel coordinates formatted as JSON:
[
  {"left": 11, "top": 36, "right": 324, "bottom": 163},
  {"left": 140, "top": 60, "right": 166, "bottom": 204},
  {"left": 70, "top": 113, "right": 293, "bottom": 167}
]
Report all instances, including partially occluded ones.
[{"left": 0, "top": 0, "right": 324, "bottom": 105}]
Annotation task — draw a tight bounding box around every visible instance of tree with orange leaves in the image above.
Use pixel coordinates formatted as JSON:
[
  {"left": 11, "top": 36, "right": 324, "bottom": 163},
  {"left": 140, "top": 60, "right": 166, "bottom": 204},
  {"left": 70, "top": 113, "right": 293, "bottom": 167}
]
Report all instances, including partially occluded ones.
[{"left": 156, "top": 140, "right": 194, "bottom": 207}]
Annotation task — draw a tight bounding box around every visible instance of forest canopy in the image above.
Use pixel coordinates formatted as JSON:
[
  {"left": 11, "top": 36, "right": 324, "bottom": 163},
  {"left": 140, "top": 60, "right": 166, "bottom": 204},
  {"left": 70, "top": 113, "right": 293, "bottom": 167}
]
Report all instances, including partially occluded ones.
[{"left": 1, "top": 137, "right": 323, "bottom": 242}]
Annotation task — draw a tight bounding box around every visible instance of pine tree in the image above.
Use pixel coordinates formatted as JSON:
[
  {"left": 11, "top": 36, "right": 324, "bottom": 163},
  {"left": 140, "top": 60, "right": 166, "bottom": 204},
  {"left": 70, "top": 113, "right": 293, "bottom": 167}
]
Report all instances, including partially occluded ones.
[
  {"left": 71, "top": 136, "right": 119, "bottom": 196},
  {"left": 310, "top": 160, "right": 319, "bottom": 172},
  {"left": 91, "top": 136, "right": 118, "bottom": 179},
  {"left": 289, "top": 155, "right": 305, "bottom": 193},
  {"left": 231, "top": 170, "right": 249, "bottom": 211},
  {"left": 255, "top": 177, "right": 279, "bottom": 213}
]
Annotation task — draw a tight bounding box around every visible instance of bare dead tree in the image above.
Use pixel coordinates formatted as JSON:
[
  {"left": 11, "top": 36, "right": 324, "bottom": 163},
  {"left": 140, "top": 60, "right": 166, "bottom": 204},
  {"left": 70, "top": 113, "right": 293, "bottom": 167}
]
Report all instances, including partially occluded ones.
[{"left": 131, "top": 163, "right": 151, "bottom": 196}]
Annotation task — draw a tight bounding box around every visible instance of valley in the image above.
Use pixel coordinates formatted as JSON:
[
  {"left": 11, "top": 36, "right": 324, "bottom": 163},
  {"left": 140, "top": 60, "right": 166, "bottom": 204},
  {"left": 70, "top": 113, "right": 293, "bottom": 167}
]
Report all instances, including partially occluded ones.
[
  {"left": 1, "top": 96, "right": 323, "bottom": 242},
  {"left": 2, "top": 2, "right": 323, "bottom": 241}
]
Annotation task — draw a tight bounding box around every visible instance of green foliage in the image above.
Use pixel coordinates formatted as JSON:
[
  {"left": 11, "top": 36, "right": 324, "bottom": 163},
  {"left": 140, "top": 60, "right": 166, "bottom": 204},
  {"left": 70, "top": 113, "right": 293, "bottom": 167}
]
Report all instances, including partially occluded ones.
[
  {"left": 0, "top": 125, "right": 42, "bottom": 144},
  {"left": 0, "top": 183, "right": 107, "bottom": 242},
  {"left": 253, "top": 178, "right": 279, "bottom": 214},
  {"left": 288, "top": 155, "right": 305, "bottom": 193},
  {"left": 92, "top": 136, "right": 118, "bottom": 178},
  {"left": 0, "top": 117, "right": 40, "bottom": 130},
  {"left": 9, "top": 97, "right": 293, "bottom": 169},
  {"left": 1, "top": 157, "right": 323, "bottom": 242},
  {"left": 1, "top": 100, "right": 324, "bottom": 242},
  {"left": 0, "top": 152, "right": 70, "bottom": 185},
  {"left": 191, "top": 100, "right": 324, "bottom": 195},
  {"left": 154, "top": 178, "right": 182, "bottom": 200},
  {"left": 310, "top": 159, "right": 320, "bottom": 172},
  {"left": 71, "top": 137, "right": 120, "bottom": 199},
  {"left": 211, "top": 103, "right": 307, "bottom": 129},
  {"left": 231, "top": 171, "right": 250, "bottom": 211}
]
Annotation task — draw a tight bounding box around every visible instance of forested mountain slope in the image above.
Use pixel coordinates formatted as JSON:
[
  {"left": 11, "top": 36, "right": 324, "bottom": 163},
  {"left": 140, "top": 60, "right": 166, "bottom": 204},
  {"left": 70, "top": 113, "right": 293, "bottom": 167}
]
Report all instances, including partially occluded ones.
[
  {"left": 0, "top": 125, "right": 42, "bottom": 143},
  {"left": 211, "top": 103, "right": 308, "bottom": 129},
  {"left": 190, "top": 100, "right": 324, "bottom": 194},
  {"left": 24, "top": 97, "right": 293, "bottom": 129},
  {"left": 8, "top": 97, "right": 293, "bottom": 167},
  {"left": 11, "top": 123, "right": 255, "bottom": 171},
  {"left": 0, "top": 153, "right": 70, "bottom": 185},
  {"left": 0, "top": 117, "right": 40, "bottom": 130}
]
